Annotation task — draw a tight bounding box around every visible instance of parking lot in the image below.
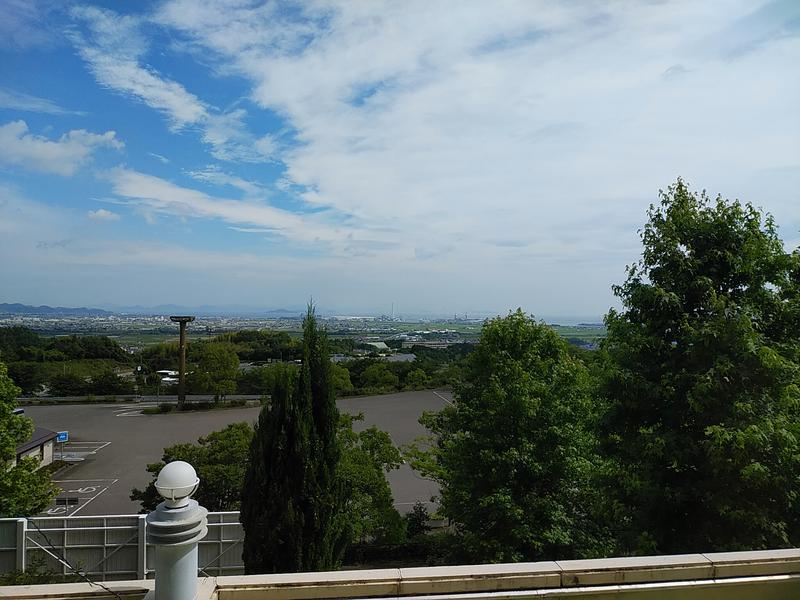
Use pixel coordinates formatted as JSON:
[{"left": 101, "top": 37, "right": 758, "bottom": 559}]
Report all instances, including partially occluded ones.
[
  {"left": 44, "top": 478, "right": 118, "bottom": 517},
  {"left": 25, "top": 390, "right": 449, "bottom": 517}
]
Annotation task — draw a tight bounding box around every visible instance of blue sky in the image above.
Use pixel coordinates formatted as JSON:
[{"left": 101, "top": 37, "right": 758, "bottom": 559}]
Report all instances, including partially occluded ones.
[{"left": 1, "top": 0, "right": 798, "bottom": 318}]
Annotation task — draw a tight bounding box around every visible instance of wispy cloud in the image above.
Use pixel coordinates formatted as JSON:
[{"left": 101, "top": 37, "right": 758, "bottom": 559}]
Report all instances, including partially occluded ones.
[
  {"left": 3, "top": 1, "right": 798, "bottom": 316},
  {"left": 87, "top": 208, "right": 120, "bottom": 221},
  {"left": 0, "top": 0, "right": 60, "bottom": 50},
  {"left": 0, "top": 120, "right": 122, "bottom": 176},
  {"left": 148, "top": 152, "right": 170, "bottom": 164},
  {"left": 69, "top": 6, "right": 275, "bottom": 162},
  {"left": 70, "top": 6, "right": 207, "bottom": 128},
  {"left": 153, "top": 0, "right": 800, "bottom": 259},
  {"left": 0, "top": 88, "right": 86, "bottom": 116},
  {"left": 186, "top": 164, "right": 262, "bottom": 197},
  {"left": 105, "top": 167, "right": 354, "bottom": 246}
]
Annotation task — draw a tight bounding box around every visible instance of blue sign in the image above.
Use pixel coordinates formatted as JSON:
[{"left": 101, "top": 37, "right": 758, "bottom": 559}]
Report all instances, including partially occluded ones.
[{"left": 57, "top": 431, "right": 69, "bottom": 443}]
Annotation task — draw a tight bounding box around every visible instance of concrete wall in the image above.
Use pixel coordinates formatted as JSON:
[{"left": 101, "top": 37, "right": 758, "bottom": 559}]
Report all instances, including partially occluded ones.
[
  {"left": 3, "top": 550, "right": 800, "bottom": 600},
  {"left": 41, "top": 439, "right": 53, "bottom": 467}
]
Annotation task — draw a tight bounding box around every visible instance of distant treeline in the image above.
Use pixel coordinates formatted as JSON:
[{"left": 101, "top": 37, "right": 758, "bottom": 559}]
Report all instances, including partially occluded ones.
[{"left": 0, "top": 326, "right": 474, "bottom": 397}]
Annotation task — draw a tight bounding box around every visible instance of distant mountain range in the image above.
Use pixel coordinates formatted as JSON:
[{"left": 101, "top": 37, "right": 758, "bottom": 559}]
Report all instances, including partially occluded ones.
[
  {"left": 104, "top": 304, "right": 305, "bottom": 317},
  {"left": 0, "top": 302, "right": 304, "bottom": 318},
  {"left": 0, "top": 303, "right": 113, "bottom": 317}
]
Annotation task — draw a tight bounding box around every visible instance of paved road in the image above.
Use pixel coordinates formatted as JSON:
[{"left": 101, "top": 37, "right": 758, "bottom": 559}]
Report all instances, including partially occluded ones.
[{"left": 23, "top": 390, "right": 450, "bottom": 517}]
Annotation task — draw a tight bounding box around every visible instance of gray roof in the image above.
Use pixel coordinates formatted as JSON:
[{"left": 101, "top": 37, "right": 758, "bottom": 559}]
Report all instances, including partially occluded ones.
[{"left": 17, "top": 427, "right": 58, "bottom": 455}]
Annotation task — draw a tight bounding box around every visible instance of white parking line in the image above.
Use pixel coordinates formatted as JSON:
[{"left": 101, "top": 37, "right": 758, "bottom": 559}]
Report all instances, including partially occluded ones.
[
  {"left": 54, "top": 478, "right": 118, "bottom": 483},
  {"left": 61, "top": 441, "right": 111, "bottom": 446},
  {"left": 431, "top": 390, "right": 453, "bottom": 405},
  {"left": 47, "top": 478, "right": 119, "bottom": 516},
  {"left": 116, "top": 410, "right": 146, "bottom": 417},
  {"left": 71, "top": 479, "right": 118, "bottom": 516}
]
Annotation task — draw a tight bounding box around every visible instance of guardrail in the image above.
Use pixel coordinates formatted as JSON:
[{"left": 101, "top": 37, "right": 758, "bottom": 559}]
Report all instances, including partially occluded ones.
[{"left": 0, "top": 512, "right": 243, "bottom": 581}]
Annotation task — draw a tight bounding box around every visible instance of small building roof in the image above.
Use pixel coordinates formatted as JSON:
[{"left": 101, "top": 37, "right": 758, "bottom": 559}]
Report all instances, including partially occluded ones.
[{"left": 17, "top": 427, "right": 58, "bottom": 455}]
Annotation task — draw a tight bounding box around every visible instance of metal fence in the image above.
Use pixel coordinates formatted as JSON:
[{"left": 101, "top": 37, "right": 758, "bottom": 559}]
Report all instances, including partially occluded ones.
[{"left": 0, "top": 512, "right": 244, "bottom": 581}]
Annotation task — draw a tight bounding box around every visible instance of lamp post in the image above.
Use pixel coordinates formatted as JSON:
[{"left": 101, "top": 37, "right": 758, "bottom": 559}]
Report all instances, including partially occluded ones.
[
  {"left": 170, "top": 316, "right": 195, "bottom": 410},
  {"left": 146, "top": 461, "right": 208, "bottom": 600}
]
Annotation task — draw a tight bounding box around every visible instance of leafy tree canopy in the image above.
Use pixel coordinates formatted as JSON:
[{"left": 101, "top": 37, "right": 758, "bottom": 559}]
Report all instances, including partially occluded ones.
[
  {"left": 0, "top": 362, "right": 59, "bottom": 517},
  {"left": 601, "top": 179, "right": 800, "bottom": 553},
  {"left": 338, "top": 413, "right": 404, "bottom": 543},
  {"left": 411, "top": 310, "right": 612, "bottom": 562},
  {"left": 130, "top": 422, "right": 253, "bottom": 512},
  {"left": 188, "top": 342, "right": 239, "bottom": 401}
]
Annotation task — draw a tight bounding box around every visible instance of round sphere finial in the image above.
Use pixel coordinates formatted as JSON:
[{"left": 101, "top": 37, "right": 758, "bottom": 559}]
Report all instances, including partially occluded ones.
[{"left": 155, "top": 461, "right": 199, "bottom": 508}]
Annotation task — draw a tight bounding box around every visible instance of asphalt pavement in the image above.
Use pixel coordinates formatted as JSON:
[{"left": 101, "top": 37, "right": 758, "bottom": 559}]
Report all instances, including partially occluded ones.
[{"left": 23, "top": 390, "right": 450, "bottom": 517}]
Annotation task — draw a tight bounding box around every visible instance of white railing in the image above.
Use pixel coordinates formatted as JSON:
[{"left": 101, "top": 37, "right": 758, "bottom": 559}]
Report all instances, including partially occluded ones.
[{"left": 0, "top": 512, "right": 243, "bottom": 581}]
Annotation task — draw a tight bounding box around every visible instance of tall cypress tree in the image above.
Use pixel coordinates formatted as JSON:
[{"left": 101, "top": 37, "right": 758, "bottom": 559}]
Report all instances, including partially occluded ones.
[
  {"left": 240, "top": 371, "right": 307, "bottom": 573},
  {"left": 241, "top": 305, "right": 349, "bottom": 573},
  {"left": 296, "top": 306, "right": 349, "bottom": 568}
]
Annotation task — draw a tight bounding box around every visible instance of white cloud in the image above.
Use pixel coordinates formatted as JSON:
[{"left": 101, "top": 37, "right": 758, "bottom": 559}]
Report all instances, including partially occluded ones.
[
  {"left": 69, "top": 6, "right": 206, "bottom": 128},
  {"left": 186, "top": 165, "right": 262, "bottom": 197},
  {"left": 149, "top": 152, "right": 170, "bottom": 164},
  {"left": 69, "top": 6, "right": 275, "bottom": 162},
  {"left": 0, "top": 0, "right": 60, "bottom": 50},
  {"left": 9, "top": 1, "right": 795, "bottom": 315},
  {"left": 105, "top": 167, "right": 355, "bottom": 245},
  {"left": 153, "top": 0, "right": 800, "bottom": 264},
  {"left": 0, "top": 120, "right": 123, "bottom": 176},
  {"left": 0, "top": 88, "right": 86, "bottom": 115},
  {"left": 87, "top": 208, "right": 120, "bottom": 221}
]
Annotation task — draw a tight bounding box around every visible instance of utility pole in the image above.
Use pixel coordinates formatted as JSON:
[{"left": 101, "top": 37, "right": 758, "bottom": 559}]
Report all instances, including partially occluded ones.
[{"left": 170, "top": 316, "right": 195, "bottom": 410}]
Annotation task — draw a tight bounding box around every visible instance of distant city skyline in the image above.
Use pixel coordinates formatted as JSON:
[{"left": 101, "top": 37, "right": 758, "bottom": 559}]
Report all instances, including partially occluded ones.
[{"left": 1, "top": 1, "right": 798, "bottom": 316}]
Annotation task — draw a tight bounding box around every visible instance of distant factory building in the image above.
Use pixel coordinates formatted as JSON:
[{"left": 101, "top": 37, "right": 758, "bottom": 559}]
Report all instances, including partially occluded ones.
[{"left": 402, "top": 340, "right": 453, "bottom": 349}]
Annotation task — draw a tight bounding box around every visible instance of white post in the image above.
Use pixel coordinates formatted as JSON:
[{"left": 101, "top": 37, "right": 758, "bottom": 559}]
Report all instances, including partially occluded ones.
[
  {"left": 137, "top": 514, "right": 147, "bottom": 580},
  {"left": 146, "top": 461, "right": 208, "bottom": 600},
  {"left": 16, "top": 518, "right": 26, "bottom": 572}
]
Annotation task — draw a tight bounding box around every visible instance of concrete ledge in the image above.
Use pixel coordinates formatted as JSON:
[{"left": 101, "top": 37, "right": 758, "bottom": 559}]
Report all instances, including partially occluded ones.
[
  {"left": 0, "top": 579, "right": 153, "bottom": 599},
  {"left": 399, "top": 562, "right": 562, "bottom": 595},
  {"left": 555, "top": 554, "right": 713, "bottom": 586},
  {"left": 4, "top": 550, "right": 800, "bottom": 600},
  {"left": 705, "top": 548, "right": 800, "bottom": 578},
  {"left": 215, "top": 568, "right": 401, "bottom": 600}
]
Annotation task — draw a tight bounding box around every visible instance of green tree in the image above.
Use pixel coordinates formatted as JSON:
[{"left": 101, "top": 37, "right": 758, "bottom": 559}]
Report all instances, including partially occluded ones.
[
  {"left": 236, "top": 363, "right": 297, "bottom": 396},
  {"left": 411, "top": 311, "right": 611, "bottom": 562},
  {"left": 361, "top": 363, "right": 399, "bottom": 391},
  {"left": 0, "top": 326, "right": 43, "bottom": 362},
  {"left": 191, "top": 342, "right": 239, "bottom": 402},
  {"left": 90, "top": 370, "right": 135, "bottom": 396},
  {"left": 405, "top": 501, "right": 431, "bottom": 538},
  {"left": 405, "top": 368, "right": 430, "bottom": 390},
  {"left": 241, "top": 306, "right": 348, "bottom": 573},
  {"left": 339, "top": 414, "right": 405, "bottom": 543},
  {"left": 130, "top": 422, "right": 253, "bottom": 512},
  {"left": 48, "top": 372, "right": 90, "bottom": 397},
  {"left": 7, "top": 362, "right": 46, "bottom": 395},
  {"left": 0, "top": 362, "right": 59, "bottom": 517},
  {"left": 601, "top": 180, "right": 800, "bottom": 554},
  {"left": 330, "top": 363, "right": 354, "bottom": 396}
]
